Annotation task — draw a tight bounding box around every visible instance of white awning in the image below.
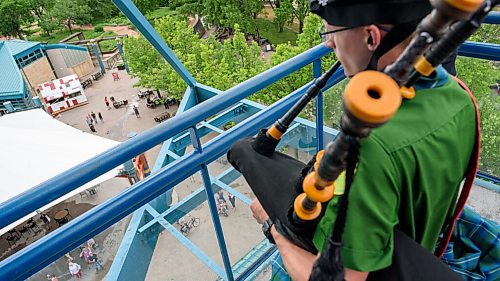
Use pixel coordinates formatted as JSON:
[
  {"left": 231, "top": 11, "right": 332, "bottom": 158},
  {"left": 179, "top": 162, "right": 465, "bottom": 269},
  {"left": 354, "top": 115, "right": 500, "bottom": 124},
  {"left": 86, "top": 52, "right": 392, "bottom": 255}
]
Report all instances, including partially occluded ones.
[{"left": 0, "top": 109, "right": 122, "bottom": 235}]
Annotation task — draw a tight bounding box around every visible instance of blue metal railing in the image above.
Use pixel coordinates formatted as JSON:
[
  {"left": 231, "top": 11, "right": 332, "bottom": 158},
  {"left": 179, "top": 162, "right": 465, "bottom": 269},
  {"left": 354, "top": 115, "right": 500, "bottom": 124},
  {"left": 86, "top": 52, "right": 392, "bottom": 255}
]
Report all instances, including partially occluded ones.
[{"left": 0, "top": 2, "right": 498, "bottom": 280}]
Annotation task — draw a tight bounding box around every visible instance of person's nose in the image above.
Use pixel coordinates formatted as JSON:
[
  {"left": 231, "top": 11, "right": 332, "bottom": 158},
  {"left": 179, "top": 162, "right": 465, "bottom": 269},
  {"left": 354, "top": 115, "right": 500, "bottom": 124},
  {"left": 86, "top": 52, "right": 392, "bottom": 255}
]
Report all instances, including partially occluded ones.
[{"left": 325, "top": 36, "right": 336, "bottom": 49}]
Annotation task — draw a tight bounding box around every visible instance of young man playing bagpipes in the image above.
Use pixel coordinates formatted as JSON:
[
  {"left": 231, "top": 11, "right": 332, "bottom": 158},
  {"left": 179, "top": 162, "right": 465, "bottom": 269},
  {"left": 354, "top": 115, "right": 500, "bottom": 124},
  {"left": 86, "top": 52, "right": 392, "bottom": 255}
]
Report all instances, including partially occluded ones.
[{"left": 226, "top": 0, "right": 493, "bottom": 280}]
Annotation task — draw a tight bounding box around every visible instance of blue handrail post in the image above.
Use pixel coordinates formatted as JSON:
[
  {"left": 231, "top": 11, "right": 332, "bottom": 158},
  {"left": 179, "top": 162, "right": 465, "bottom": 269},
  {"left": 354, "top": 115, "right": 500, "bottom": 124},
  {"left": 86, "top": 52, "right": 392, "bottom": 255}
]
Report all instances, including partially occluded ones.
[
  {"left": 189, "top": 127, "right": 234, "bottom": 281},
  {"left": 313, "top": 59, "right": 324, "bottom": 151},
  {"left": 90, "top": 39, "right": 106, "bottom": 74},
  {"left": 116, "top": 38, "right": 130, "bottom": 73},
  {"left": 111, "top": 0, "right": 196, "bottom": 88}
]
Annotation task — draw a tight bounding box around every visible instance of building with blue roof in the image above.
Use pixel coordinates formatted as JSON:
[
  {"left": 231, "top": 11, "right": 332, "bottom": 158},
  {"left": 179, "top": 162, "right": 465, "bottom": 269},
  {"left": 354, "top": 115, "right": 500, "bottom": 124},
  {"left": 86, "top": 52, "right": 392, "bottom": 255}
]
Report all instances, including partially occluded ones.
[{"left": 0, "top": 40, "right": 95, "bottom": 112}]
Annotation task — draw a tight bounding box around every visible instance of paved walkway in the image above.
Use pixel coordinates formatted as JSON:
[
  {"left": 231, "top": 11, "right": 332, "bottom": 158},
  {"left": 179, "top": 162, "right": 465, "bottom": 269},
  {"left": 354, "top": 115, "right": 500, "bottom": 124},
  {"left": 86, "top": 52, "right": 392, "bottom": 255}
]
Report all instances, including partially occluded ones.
[{"left": 22, "top": 69, "right": 181, "bottom": 281}]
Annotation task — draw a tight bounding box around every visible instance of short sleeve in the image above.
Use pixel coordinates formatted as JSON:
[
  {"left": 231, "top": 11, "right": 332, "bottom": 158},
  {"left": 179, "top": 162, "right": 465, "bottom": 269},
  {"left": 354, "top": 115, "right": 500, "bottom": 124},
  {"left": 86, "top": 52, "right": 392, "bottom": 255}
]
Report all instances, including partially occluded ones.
[{"left": 313, "top": 136, "right": 400, "bottom": 271}]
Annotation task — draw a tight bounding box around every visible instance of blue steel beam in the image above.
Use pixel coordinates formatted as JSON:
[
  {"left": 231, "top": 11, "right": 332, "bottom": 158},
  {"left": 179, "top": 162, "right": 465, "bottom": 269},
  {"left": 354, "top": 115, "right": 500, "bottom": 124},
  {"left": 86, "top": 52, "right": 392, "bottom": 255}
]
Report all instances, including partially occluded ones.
[
  {"left": 0, "top": 76, "right": 323, "bottom": 280},
  {"left": 138, "top": 122, "right": 304, "bottom": 233},
  {"left": 156, "top": 167, "right": 250, "bottom": 226},
  {"left": 459, "top": 42, "right": 500, "bottom": 61},
  {"left": 143, "top": 205, "right": 227, "bottom": 278},
  {"left": 200, "top": 166, "right": 234, "bottom": 281},
  {"left": 313, "top": 59, "right": 324, "bottom": 151},
  {"left": 483, "top": 11, "right": 500, "bottom": 24},
  {"left": 111, "top": 0, "right": 196, "bottom": 87},
  {"left": 190, "top": 126, "right": 234, "bottom": 281},
  {"left": 0, "top": 44, "right": 334, "bottom": 230}
]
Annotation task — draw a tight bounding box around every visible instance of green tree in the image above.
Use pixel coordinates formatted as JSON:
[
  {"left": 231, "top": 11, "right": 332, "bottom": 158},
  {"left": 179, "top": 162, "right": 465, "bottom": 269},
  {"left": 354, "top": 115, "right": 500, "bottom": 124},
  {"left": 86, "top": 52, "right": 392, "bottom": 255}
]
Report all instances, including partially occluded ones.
[
  {"left": 27, "top": 0, "right": 58, "bottom": 37},
  {"left": 124, "top": 16, "right": 269, "bottom": 100},
  {"left": 86, "top": 0, "right": 120, "bottom": 21},
  {"left": 0, "top": 0, "right": 33, "bottom": 38},
  {"left": 37, "top": 11, "right": 59, "bottom": 37},
  {"left": 276, "top": 0, "right": 309, "bottom": 33},
  {"left": 251, "top": 14, "right": 333, "bottom": 108},
  {"left": 203, "top": 0, "right": 263, "bottom": 33},
  {"left": 133, "top": 0, "right": 162, "bottom": 13},
  {"left": 274, "top": 0, "right": 293, "bottom": 33},
  {"left": 52, "top": 0, "right": 92, "bottom": 32},
  {"left": 168, "top": 0, "right": 204, "bottom": 17}
]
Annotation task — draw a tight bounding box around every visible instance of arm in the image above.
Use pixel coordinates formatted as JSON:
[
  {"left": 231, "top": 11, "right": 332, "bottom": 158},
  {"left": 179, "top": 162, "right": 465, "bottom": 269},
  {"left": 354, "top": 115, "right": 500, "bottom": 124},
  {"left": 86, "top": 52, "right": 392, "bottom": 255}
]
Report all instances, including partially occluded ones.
[
  {"left": 271, "top": 227, "right": 368, "bottom": 281},
  {"left": 252, "top": 199, "right": 368, "bottom": 281}
]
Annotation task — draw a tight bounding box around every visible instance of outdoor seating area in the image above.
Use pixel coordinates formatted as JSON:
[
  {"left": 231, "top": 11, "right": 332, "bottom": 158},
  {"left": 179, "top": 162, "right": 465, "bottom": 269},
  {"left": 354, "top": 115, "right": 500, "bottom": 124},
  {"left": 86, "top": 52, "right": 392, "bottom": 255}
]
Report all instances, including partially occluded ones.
[
  {"left": 146, "top": 96, "right": 178, "bottom": 109},
  {"left": 91, "top": 71, "right": 104, "bottom": 81},
  {"left": 112, "top": 72, "right": 120, "bottom": 81},
  {"left": 154, "top": 112, "right": 171, "bottom": 123},
  {"left": 1, "top": 201, "right": 95, "bottom": 262},
  {"left": 54, "top": 209, "right": 72, "bottom": 226},
  {"left": 82, "top": 78, "right": 93, "bottom": 89}
]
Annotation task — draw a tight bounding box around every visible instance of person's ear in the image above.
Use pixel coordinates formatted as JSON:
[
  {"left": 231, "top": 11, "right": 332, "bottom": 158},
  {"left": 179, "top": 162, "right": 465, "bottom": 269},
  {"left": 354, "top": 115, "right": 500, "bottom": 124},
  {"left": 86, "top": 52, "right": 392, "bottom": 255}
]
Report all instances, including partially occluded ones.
[{"left": 364, "top": 25, "right": 382, "bottom": 51}]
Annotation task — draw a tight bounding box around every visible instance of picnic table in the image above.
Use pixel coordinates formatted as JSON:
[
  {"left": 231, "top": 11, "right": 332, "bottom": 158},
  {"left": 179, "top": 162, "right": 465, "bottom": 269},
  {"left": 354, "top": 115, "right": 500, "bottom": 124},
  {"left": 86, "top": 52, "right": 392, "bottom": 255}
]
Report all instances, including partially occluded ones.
[
  {"left": 154, "top": 112, "right": 171, "bottom": 123},
  {"left": 92, "top": 72, "right": 103, "bottom": 81},
  {"left": 82, "top": 78, "right": 92, "bottom": 89}
]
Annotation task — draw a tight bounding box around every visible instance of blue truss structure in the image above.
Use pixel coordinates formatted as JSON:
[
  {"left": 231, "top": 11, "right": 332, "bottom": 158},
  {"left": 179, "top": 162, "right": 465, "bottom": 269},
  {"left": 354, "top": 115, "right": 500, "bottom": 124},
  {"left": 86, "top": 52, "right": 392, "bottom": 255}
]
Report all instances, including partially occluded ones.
[{"left": 0, "top": 1, "right": 498, "bottom": 280}]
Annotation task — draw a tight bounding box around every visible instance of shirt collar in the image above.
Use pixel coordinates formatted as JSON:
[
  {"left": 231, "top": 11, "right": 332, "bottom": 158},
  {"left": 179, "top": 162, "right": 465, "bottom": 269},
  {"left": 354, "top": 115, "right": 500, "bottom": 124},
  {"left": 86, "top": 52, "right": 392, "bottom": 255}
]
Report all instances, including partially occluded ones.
[{"left": 414, "top": 65, "right": 449, "bottom": 91}]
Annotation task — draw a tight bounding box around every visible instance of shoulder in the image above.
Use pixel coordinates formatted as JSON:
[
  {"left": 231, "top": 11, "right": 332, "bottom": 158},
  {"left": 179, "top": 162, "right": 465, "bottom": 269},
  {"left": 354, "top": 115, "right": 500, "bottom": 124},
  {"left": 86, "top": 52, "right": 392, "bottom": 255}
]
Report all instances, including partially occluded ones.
[{"left": 371, "top": 77, "right": 474, "bottom": 153}]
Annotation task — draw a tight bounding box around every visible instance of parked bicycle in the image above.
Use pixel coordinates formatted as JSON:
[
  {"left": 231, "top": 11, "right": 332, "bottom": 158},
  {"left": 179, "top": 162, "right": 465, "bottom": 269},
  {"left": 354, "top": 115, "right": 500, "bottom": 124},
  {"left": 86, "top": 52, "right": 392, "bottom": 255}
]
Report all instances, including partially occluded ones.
[{"left": 178, "top": 215, "right": 201, "bottom": 236}]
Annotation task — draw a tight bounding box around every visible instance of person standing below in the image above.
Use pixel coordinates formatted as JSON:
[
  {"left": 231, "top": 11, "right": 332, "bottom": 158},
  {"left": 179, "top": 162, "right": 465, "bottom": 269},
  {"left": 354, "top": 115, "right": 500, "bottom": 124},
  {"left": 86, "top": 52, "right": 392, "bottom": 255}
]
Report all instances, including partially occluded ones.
[
  {"left": 217, "top": 191, "right": 226, "bottom": 204},
  {"left": 40, "top": 213, "right": 52, "bottom": 230},
  {"left": 98, "top": 112, "right": 104, "bottom": 123},
  {"left": 88, "top": 251, "right": 103, "bottom": 272},
  {"left": 91, "top": 112, "right": 98, "bottom": 123},
  {"left": 50, "top": 274, "right": 58, "bottom": 281},
  {"left": 228, "top": 193, "right": 236, "bottom": 209},
  {"left": 87, "top": 238, "right": 97, "bottom": 250},
  {"left": 133, "top": 105, "right": 140, "bottom": 118},
  {"left": 68, "top": 262, "right": 82, "bottom": 279},
  {"left": 86, "top": 116, "right": 92, "bottom": 127},
  {"left": 104, "top": 96, "right": 110, "bottom": 110}
]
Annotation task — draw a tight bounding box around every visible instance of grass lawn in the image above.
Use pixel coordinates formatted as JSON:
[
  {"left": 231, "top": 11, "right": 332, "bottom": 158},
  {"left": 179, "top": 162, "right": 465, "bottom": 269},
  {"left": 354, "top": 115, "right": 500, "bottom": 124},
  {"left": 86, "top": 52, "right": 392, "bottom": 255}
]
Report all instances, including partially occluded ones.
[
  {"left": 29, "top": 29, "right": 116, "bottom": 44},
  {"left": 28, "top": 30, "right": 118, "bottom": 52},
  {"left": 255, "top": 18, "right": 298, "bottom": 45}
]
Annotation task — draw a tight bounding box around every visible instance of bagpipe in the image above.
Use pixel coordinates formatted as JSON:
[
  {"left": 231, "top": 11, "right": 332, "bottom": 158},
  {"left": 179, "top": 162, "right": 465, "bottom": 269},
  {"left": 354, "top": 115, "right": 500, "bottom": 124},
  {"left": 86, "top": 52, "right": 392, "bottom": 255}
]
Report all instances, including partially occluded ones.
[{"left": 228, "top": 0, "right": 498, "bottom": 279}]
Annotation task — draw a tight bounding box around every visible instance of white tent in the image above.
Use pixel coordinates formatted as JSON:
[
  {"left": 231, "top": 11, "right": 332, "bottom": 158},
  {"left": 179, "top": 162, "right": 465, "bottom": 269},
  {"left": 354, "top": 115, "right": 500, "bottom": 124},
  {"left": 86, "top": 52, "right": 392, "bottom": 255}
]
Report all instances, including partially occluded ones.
[{"left": 0, "top": 109, "right": 121, "bottom": 235}]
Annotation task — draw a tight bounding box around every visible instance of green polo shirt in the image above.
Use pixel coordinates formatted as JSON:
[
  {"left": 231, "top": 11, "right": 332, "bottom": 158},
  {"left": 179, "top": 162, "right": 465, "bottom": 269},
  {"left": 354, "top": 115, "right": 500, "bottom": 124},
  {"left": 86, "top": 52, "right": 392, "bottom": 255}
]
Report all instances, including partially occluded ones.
[{"left": 312, "top": 68, "right": 476, "bottom": 271}]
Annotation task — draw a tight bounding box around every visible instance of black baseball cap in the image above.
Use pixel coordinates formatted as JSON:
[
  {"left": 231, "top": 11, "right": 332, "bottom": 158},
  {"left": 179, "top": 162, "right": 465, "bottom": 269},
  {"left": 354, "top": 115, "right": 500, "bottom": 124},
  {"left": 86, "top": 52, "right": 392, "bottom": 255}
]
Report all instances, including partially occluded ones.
[{"left": 310, "top": 0, "right": 432, "bottom": 27}]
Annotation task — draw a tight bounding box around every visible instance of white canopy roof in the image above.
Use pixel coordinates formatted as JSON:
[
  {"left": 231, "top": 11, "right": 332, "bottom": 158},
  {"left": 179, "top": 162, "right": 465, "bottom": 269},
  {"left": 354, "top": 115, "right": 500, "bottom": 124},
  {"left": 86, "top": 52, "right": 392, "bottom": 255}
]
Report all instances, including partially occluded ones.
[{"left": 0, "top": 109, "right": 121, "bottom": 235}]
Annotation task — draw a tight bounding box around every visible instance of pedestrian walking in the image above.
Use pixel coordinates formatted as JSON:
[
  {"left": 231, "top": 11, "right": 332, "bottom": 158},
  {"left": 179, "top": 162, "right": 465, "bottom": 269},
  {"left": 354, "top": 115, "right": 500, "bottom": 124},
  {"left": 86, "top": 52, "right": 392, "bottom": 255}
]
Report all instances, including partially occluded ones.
[
  {"left": 68, "top": 262, "right": 82, "bottom": 279},
  {"left": 89, "top": 123, "right": 96, "bottom": 133},
  {"left": 98, "top": 112, "right": 103, "bottom": 122},
  {"left": 217, "top": 191, "right": 226, "bottom": 204},
  {"left": 40, "top": 213, "right": 52, "bottom": 230},
  {"left": 91, "top": 112, "right": 98, "bottom": 123},
  {"left": 87, "top": 238, "right": 97, "bottom": 250},
  {"left": 65, "top": 253, "right": 74, "bottom": 263},
  {"left": 89, "top": 252, "right": 103, "bottom": 272},
  {"left": 104, "top": 97, "right": 110, "bottom": 110},
  {"left": 86, "top": 116, "right": 92, "bottom": 126},
  {"left": 133, "top": 105, "right": 140, "bottom": 118},
  {"left": 228, "top": 193, "right": 236, "bottom": 208}
]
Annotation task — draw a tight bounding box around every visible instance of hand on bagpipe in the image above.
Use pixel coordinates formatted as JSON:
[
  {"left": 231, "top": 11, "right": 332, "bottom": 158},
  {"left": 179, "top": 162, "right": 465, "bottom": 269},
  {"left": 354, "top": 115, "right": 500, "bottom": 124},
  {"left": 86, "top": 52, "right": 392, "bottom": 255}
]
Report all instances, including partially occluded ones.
[{"left": 230, "top": 0, "right": 497, "bottom": 279}]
